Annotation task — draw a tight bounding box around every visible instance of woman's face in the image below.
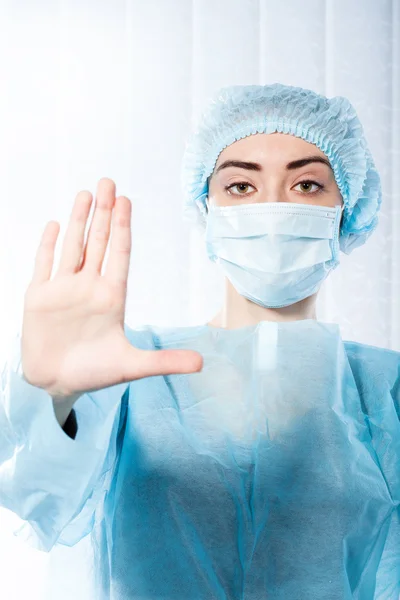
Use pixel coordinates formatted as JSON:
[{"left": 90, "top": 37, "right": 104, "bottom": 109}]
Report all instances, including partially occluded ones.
[{"left": 207, "top": 132, "right": 343, "bottom": 210}]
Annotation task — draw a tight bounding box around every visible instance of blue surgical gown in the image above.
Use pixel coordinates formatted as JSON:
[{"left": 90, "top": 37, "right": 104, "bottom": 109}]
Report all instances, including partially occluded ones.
[{"left": 1, "top": 319, "right": 400, "bottom": 600}]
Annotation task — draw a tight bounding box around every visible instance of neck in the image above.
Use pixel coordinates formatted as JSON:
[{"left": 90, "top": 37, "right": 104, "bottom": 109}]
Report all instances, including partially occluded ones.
[{"left": 207, "top": 278, "right": 318, "bottom": 329}]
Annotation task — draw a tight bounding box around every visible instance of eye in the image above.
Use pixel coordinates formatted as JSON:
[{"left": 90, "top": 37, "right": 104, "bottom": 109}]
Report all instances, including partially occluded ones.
[
  {"left": 224, "top": 179, "right": 325, "bottom": 197},
  {"left": 293, "top": 180, "right": 324, "bottom": 195},
  {"left": 224, "top": 181, "right": 256, "bottom": 196}
]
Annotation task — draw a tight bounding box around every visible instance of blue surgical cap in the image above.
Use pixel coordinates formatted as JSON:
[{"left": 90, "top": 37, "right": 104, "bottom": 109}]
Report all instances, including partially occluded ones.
[{"left": 180, "top": 83, "right": 382, "bottom": 255}]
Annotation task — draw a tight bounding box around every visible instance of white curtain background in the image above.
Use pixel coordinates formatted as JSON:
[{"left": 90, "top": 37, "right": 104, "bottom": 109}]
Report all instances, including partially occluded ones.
[{"left": 0, "top": 1, "right": 399, "bottom": 598}]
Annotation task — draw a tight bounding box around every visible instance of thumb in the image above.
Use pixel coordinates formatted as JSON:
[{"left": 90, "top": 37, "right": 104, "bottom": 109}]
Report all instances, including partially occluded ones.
[{"left": 122, "top": 345, "right": 204, "bottom": 380}]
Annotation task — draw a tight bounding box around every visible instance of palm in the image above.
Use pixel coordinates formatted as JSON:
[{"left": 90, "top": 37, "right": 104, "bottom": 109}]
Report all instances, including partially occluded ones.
[{"left": 21, "top": 179, "right": 203, "bottom": 398}]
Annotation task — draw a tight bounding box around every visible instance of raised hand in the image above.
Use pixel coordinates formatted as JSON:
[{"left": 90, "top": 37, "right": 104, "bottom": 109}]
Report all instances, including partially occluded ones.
[{"left": 21, "top": 178, "right": 203, "bottom": 399}]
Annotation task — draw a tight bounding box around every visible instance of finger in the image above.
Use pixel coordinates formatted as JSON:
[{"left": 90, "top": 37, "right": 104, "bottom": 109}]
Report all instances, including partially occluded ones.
[
  {"left": 104, "top": 196, "right": 132, "bottom": 286},
  {"left": 31, "top": 221, "right": 60, "bottom": 285},
  {"left": 128, "top": 348, "right": 204, "bottom": 379},
  {"left": 56, "top": 191, "right": 93, "bottom": 275},
  {"left": 81, "top": 178, "right": 116, "bottom": 275}
]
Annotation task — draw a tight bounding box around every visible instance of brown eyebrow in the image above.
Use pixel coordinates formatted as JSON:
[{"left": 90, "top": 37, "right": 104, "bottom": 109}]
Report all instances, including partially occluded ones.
[{"left": 213, "top": 155, "right": 333, "bottom": 175}]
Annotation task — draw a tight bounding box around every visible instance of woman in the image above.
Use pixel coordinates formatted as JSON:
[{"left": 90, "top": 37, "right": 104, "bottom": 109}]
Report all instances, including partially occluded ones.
[{"left": 1, "top": 83, "right": 399, "bottom": 599}]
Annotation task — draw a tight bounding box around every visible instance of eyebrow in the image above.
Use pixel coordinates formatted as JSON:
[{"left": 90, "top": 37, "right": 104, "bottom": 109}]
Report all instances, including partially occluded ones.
[{"left": 213, "top": 155, "right": 333, "bottom": 175}]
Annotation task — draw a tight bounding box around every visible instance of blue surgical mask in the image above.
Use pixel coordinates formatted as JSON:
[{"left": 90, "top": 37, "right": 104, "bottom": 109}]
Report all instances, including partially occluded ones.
[{"left": 205, "top": 201, "right": 344, "bottom": 309}]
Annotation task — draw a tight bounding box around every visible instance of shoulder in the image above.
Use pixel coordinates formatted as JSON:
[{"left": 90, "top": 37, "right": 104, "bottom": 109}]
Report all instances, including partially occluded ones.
[
  {"left": 123, "top": 322, "right": 204, "bottom": 349},
  {"left": 344, "top": 339, "right": 400, "bottom": 390},
  {"left": 123, "top": 322, "right": 157, "bottom": 349},
  {"left": 344, "top": 338, "right": 400, "bottom": 367}
]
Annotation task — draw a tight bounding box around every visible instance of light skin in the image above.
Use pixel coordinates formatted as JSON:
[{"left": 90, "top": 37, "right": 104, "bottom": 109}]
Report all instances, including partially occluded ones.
[
  {"left": 205, "top": 132, "right": 344, "bottom": 329},
  {"left": 23, "top": 133, "right": 342, "bottom": 430},
  {"left": 23, "top": 178, "right": 203, "bottom": 429}
]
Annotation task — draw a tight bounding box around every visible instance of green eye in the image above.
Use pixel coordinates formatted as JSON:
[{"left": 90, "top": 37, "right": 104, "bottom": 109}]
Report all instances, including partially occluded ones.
[
  {"left": 224, "top": 182, "right": 256, "bottom": 196},
  {"left": 224, "top": 179, "right": 325, "bottom": 197},
  {"left": 294, "top": 180, "right": 324, "bottom": 195}
]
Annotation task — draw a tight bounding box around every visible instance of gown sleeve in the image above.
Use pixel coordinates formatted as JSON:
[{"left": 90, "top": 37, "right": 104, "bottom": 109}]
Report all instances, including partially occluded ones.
[
  {"left": 390, "top": 362, "right": 400, "bottom": 422},
  {"left": 0, "top": 332, "right": 129, "bottom": 552}
]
